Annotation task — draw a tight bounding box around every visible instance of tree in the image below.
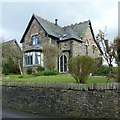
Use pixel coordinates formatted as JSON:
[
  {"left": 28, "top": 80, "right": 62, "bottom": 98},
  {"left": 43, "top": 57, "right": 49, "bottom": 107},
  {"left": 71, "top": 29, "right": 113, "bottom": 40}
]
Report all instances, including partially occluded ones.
[
  {"left": 114, "top": 37, "right": 120, "bottom": 82},
  {"left": 68, "top": 55, "right": 94, "bottom": 83},
  {"left": 96, "top": 30, "right": 120, "bottom": 82},
  {"left": 42, "top": 43, "right": 59, "bottom": 70},
  {"left": 96, "top": 30, "right": 116, "bottom": 67},
  {"left": 2, "top": 40, "right": 23, "bottom": 75}
]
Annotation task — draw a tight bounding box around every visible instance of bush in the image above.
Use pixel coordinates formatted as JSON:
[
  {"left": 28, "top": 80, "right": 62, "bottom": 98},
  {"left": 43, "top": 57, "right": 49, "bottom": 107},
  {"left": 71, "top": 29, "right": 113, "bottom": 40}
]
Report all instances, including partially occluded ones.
[
  {"left": 2, "top": 59, "right": 19, "bottom": 75},
  {"left": 2, "top": 62, "right": 10, "bottom": 75},
  {"left": 36, "top": 66, "right": 45, "bottom": 72},
  {"left": 92, "top": 57, "right": 102, "bottom": 75},
  {"left": 34, "top": 72, "right": 44, "bottom": 76},
  {"left": 27, "top": 68, "right": 32, "bottom": 74},
  {"left": 43, "top": 70, "right": 59, "bottom": 76},
  {"left": 68, "top": 55, "right": 94, "bottom": 83},
  {"left": 95, "top": 66, "right": 112, "bottom": 76}
]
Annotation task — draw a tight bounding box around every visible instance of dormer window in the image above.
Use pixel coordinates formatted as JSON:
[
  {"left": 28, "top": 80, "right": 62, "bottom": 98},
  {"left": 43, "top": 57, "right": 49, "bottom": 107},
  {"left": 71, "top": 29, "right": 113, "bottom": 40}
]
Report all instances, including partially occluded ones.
[{"left": 32, "top": 35, "right": 39, "bottom": 45}]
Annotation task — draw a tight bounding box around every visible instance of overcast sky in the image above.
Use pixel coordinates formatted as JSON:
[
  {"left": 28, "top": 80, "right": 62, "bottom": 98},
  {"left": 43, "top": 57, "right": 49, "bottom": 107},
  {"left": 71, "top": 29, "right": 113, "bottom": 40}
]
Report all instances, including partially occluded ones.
[{"left": 1, "top": 0, "right": 119, "bottom": 45}]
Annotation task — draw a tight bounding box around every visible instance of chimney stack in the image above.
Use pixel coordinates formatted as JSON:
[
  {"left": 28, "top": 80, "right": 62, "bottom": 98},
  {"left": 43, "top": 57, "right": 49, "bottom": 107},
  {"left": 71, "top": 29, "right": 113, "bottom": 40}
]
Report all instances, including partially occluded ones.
[{"left": 55, "top": 19, "right": 58, "bottom": 25}]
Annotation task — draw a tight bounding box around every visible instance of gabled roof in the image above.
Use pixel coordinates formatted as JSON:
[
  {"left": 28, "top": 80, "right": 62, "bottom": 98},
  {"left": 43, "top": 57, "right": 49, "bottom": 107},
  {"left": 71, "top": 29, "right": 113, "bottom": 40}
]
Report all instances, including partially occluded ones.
[
  {"left": 35, "top": 15, "right": 64, "bottom": 38},
  {"left": 3, "top": 39, "right": 21, "bottom": 51},
  {"left": 20, "top": 14, "right": 90, "bottom": 43},
  {"left": 20, "top": 14, "right": 103, "bottom": 54}
]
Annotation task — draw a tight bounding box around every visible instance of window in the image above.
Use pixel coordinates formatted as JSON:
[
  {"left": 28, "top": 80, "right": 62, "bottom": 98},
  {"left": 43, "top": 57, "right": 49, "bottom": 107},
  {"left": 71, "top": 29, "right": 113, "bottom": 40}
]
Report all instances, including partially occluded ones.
[
  {"left": 60, "top": 55, "right": 67, "bottom": 72},
  {"left": 92, "top": 45, "right": 95, "bottom": 53},
  {"left": 85, "top": 45, "right": 88, "bottom": 55},
  {"left": 25, "top": 51, "right": 41, "bottom": 66},
  {"left": 32, "top": 35, "right": 39, "bottom": 45},
  {"left": 35, "top": 52, "right": 41, "bottom": 65},
  {"left": 25, "top": 52, "right": 33, "bottom": 65},
  {"left": 50, "top": 38, "right": 56, "bottom": 44}
]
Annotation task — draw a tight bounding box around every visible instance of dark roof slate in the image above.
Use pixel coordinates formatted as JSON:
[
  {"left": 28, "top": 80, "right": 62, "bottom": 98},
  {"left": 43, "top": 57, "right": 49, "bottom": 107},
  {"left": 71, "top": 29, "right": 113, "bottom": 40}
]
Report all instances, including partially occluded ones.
[
  {"left": 35, "top": 15, "right": 64, "bottom": 38},
  {"left": 20, "top": 14, "right": 90, "bottom": 43},
  {"left": 35, "top": 14, "right": 90, "bottom": 41}
]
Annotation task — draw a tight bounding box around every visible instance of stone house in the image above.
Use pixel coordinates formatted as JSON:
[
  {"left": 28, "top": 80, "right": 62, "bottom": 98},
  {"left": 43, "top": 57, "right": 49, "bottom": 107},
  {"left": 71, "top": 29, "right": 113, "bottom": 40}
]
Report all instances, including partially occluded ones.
[{"left": 20, "top": 14, "right": 102, "bottom": 73}]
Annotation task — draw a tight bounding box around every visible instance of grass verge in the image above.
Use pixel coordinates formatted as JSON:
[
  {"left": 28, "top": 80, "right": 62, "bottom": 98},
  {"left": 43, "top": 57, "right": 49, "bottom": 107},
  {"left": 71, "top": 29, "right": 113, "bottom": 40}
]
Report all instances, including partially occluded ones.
[{"left": 2, "top": 74, "right": 113, "bottom": 84}]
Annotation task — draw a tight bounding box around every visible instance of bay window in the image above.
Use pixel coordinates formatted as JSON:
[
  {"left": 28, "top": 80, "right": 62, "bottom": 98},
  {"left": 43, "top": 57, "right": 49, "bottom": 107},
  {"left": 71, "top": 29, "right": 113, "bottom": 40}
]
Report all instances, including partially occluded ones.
[
  {"left": 24, "top": 51, "right": 41, "bottom": 66},
  {"left": 35, "top": 52, "right": 41, "bottom": 65},
  {"left": 25, "top": 52, "right": 33, "bottom": 65}
]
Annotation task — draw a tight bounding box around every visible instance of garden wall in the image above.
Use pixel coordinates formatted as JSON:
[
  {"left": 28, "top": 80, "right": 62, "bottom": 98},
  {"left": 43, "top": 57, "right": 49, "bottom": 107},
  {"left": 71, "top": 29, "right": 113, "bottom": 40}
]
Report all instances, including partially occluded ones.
[{"left": 2, "top": 82, "right": 120, "bottom": 119}]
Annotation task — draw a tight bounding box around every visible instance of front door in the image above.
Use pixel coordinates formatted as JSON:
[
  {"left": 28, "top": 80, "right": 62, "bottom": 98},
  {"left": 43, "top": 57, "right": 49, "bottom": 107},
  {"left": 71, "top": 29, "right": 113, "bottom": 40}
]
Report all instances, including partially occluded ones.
[{"left": 59, "top": 55, "right": 67, "bottom": 72}]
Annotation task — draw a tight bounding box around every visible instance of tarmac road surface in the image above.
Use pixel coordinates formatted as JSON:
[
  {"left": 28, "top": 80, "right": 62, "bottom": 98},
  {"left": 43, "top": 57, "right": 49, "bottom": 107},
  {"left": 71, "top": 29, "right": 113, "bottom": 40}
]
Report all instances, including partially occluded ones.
[{"left": 2, "top": 108, "right": 49, "bottom": 119}]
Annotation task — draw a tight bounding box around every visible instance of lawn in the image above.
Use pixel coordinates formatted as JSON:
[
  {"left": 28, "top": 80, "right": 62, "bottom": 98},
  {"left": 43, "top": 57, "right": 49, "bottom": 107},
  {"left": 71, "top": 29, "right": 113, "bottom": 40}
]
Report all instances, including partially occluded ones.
[{"left": 2, "top": 74, "right": 113, "bottom": 84}]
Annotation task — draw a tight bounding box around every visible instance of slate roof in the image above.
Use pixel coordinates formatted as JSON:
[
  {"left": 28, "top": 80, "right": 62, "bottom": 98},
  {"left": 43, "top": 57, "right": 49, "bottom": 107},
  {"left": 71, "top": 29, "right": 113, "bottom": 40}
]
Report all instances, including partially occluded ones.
[
  {"left": 35, "top": 14, "right": 89, "bottom": 41},
  {"left": 20, "top": 14, "right": 90, "bottom": 43},
  {"left": 20, "top": 14, "right": 103, "bottom": 54},
  {"left": 35, "top": 15, "right": 64, "bottom": 38},
  {"left": 3, "top": 39, "right": 21, "bottom": 51}
]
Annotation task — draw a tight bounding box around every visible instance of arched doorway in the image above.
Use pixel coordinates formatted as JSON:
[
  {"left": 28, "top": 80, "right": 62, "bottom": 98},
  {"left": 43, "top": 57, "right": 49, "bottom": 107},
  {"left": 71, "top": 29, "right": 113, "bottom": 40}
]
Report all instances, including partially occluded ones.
[{"left": 59, "top": 55, "right": 67, "bottom": 72}]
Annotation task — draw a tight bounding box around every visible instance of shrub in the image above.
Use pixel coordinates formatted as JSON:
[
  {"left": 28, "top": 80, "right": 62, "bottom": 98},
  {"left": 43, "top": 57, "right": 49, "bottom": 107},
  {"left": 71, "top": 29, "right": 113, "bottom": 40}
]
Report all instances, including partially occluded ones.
[
  {"left": 2, "top": 59, "right": 19, "bottom": 75},
  {"left": 43, "top": 43, "right": 59, "bottom": 70},
  {"left": 34, "top": 72, "right": 44, "bottom": 76},
  {"left": 68, "top": 55, "right": 94, "bottom": 83},
  {"left": 27, "top": 68, "right": 32, "bottom": 74},
  {"left": 106, "top": 67, "right": 118, "bottom": 82},
  {"left": 36, "top": 66, "right": 45, "bottom": 72},
  {"left": 95, "top": 66, "right": 112, "bottom": 76},
  {"left": 43, "top": 70, "right": 59, "bottom": 76},
  {"left": 92, "top": 57, "right": 102, "bottom": 75},
  {"left": 2, "top": 62, "right": 10, "bottom": 75}
]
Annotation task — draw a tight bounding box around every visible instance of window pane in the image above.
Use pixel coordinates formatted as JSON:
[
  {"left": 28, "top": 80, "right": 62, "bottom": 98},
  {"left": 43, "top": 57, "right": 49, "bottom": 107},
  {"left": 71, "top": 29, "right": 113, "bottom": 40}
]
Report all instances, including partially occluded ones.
[
  {"left": 86, "top": 45, "right": 88, "bottom": 55},
  {"left": 35, "top": 52, "right": 41, "bottom": 65},
  {"left": 32, "top": 35, "right": 38, "bottom": 45},
  {"left": 64, "top": 55, "right": 67, "bottom": 72},
  {"left": 25, "top": 52, "right": 33, "bottom": 65},
  {"left": 60, "top": 55, "right": 63, "bottom": 72}
]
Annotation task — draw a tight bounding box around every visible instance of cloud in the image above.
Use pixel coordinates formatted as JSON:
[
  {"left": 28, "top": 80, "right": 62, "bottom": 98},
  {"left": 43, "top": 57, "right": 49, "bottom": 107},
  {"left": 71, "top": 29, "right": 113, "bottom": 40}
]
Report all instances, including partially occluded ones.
[
  {"left": 2, "top": 1, "right": 119, "bottom": 43},
  {"left": 92, "top": 2, "right": 118, "bottom": 41}
]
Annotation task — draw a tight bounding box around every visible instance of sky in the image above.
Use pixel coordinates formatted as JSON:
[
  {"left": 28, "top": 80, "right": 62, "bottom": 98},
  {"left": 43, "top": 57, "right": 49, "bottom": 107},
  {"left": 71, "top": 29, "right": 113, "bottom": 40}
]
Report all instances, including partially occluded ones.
[{"left": 0, "top": 0, "right": 119, "bottom": 46}]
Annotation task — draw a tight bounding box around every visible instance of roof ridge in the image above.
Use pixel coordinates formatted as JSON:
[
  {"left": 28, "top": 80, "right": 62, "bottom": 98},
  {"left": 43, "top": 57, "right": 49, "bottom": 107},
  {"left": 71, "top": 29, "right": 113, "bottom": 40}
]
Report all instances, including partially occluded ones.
[
  {"left": 34, "top": 14, "right": 62, "bottom": 28},
  {"left": 3, "top": 39, "right": 17, "bottom": 43},
  {"left": 63, "top": 20, "right": 90, "bottom": 28}
]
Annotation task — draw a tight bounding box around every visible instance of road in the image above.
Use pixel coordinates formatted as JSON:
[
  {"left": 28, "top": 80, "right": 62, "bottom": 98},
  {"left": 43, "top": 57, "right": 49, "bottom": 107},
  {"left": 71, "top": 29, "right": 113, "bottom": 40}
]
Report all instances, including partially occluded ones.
[{"left": 2, "top": 108, "right": 49, "bottom": 119}]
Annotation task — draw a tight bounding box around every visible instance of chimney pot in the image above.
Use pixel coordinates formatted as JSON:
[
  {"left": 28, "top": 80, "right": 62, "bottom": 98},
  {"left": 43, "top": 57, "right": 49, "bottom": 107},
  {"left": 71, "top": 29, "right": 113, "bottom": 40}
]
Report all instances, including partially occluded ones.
[{"left": 55, "top": 19, "right": 58, "bottom": 25}]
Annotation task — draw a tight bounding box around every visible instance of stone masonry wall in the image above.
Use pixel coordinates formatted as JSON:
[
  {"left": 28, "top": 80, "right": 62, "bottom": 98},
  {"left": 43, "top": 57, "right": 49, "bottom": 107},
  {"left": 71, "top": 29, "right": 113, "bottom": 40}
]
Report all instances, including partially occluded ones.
[{"left": 2, "top": 82, "right": 120, "bottom": 119}]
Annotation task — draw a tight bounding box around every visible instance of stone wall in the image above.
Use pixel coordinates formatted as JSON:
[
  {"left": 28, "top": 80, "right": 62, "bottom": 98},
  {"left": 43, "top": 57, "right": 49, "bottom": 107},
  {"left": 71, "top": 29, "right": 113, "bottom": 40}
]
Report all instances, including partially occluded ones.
[{"left": 2, "top": 82, "right": 120, "bottom": 119}]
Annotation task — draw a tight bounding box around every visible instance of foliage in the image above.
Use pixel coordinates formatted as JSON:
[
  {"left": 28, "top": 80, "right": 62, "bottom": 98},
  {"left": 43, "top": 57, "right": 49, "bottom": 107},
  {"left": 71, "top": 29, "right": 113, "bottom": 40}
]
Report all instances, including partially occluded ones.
[
  {"left": 96, "top": 30, "right": 116, "bottom": 67},
  {"left": 34, "top": 70, "right": 59, "bottom": 76},
  {"left": 34, "top": 72, "right": 44, "bottom": 76},
  {"left": 2, "top": 61, "right": 11, "bottom": 75},
  {"left": 114, "top": 37, "right": 120, "bottom": 82},
  {"left": 2, "top": 40, "right": 23, "bottom": 74},
  {"left": 36, "top": 66, "right": 45, "bottom": 72},
  {"left": 92, "top": 57, "right": 102, "bottom": 75},
  {"left": 43, "top": 70, "right": 59, "bottom": 76},
  {"left": 106, "top": 67, "right": 118, "bottom": 82},
  {"left": 95, "top": 66, "right": 112, "bottom": 76},
  {"left": 114, "top": 37, "right": 120, "bottom": 62},
  {"left": 68, "top": 55, "right": 94, "bottom": 83},
  {"left": 26, "top": 68, "right": 32, "bottom": 74},
  {"left": 2, "top": 58, "right": 20, "bottom": 75},
  {"left": 42, "top": 43, "right": 59, "bottom": 70}
]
